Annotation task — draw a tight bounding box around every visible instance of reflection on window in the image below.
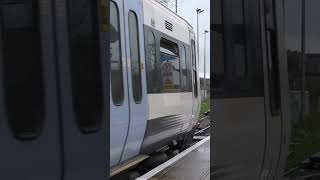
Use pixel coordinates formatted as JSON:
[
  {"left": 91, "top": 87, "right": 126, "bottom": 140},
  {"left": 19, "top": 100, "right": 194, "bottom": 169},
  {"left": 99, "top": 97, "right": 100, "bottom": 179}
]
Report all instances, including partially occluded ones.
[
  {"left": 110, "top": 1, "right": 124, "bottom": 105},
  {"left": 180, "top": 45, "right": 187, "bottom": 91},
  {"left": 1, "top": 0, "right": 44, "bottom": 140},
  {"left": 128, "top": 11, "right": 142, "bottom": 103},
  {"left": 191, "top": 40, "right": 198, "bottom": 98},
  {"left": 231, "top": 0, "right": 247, "bottom": 80},
  {"left": 212, "top": 28, "right": 224, "bottom": 91},
  {"left": 146, "top": 32, "right": 157, "bottom": 93},
  {"left": 285, "top": 0, "right": 302, "bottom": 91},
  {"left": 212, "top": 0, "right": 264, "bottom": 98},
  {"left": 186, "top": 46, "right": 193, "bottom": 92},
  {"left": 285, "top": 0, "right": 320, "bottom": 175},
  {"left": 160, "top": 38, "right": 180, "bottom": 92},
  {"left": 67, "top": 0, "right": 102, "bottom": 133},
  {"left": 212, "top": 0, "right": 224, "bottom": 92}
]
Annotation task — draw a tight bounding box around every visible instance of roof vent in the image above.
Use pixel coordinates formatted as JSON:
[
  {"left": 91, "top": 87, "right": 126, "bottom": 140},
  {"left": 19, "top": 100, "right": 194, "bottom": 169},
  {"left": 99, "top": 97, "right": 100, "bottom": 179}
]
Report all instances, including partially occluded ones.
[{"left": 165, "top": 20, "right": 173, "bottom": 31}]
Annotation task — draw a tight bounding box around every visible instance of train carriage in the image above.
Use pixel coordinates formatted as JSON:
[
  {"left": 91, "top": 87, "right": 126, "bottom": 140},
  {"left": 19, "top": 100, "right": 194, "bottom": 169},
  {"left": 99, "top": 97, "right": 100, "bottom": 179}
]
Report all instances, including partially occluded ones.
[{"left": 110, "top": 0, "right": 201, "bottom": 171}]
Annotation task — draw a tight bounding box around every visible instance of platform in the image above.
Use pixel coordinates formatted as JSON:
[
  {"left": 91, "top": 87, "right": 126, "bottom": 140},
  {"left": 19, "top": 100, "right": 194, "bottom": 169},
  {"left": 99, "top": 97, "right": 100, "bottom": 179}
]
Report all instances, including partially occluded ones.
[{"left": 136, "top": 136, "right": 210, "bottom": 180}]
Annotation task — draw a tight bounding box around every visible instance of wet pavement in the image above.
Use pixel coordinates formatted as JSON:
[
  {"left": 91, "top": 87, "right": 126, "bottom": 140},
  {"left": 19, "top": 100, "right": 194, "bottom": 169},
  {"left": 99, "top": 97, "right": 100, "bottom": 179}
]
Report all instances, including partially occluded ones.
[{"left": 148, "top": 138, "right": 210, "bottom": 180}]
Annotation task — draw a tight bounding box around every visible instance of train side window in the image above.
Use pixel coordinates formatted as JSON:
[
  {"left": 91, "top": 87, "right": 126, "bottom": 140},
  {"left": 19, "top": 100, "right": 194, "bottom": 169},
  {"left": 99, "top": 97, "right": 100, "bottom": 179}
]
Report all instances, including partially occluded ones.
[
  {"left": 186, "top": 46, "right": 193, "bottom": 92},
  {"left": 146, "top": 31, "right": 157, "bottom": 93},
  {"left": 231, "top": 0, "right": 247, "bottom": 80},
  {"left": 284, "top": 0, "right": 320, "bottom": 172},
  {"left": 305, "top": 0, "right": 320, "bottom": 94},
  {"left": 160, "top": 38, "right": 181, "bottom": 92},
  {"left": 212, "top": 0, "right": 225, "bottom": 92},
  {"left": 128, "top": 10, "right": 142, "bottom": 103},
  {"left": 1, "top": 1, "right": 44, "bottom": 140},
  {"left": 180, "top": 45, "right": 187, "bottom": 91},
  {"left": 67, "top": 0, "right": 103, "bottom": 133},
  {"left": 285, "top": 0, "right": 302, "bottom": 90},
  {"left": 110, "top": 1, "right": 124, "bottom": 105},
  {"left": 191, "top": 40, "right": 198, "bottom": 98}
]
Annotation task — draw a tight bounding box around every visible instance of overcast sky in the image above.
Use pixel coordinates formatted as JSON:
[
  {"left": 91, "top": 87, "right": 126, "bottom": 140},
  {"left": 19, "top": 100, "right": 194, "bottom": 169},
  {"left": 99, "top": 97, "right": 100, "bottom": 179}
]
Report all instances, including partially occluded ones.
[{"left": 177, "top": 0, "right": 210, "bottom": 78}]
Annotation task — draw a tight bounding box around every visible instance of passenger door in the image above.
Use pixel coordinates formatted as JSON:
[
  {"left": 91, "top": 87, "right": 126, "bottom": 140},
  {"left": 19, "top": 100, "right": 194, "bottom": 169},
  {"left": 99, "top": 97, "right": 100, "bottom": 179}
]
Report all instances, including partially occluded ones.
[
  {"left": 110, "top": 0, "right": 130, "bottom": 167},
  {"left": 120, "top": 0, "right": 148, "bottom": 162},
  {"left": 0, "top": 1, "right": 110, "bottom": 180},
  {"left": 110, "top": 0, "right": 148, "bottom": 166},
  {"left": 53, "top": 0, "right": 109, "bottom": 179},
  {"left": 261, "top": 0, "right": 290, "bottom": 179},
  {"left": 0, "top": 1, "right": 61, "bottom": 179},
  {"left": 211, "top": 0, "right": 288, "bottom": 179}
]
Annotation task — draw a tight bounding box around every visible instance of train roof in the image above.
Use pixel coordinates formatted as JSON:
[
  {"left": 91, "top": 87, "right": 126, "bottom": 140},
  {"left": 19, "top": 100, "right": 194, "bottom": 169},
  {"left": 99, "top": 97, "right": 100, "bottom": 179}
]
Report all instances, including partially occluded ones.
[{"left": 142, "top": 0, "right": 194, "bottom": 44}]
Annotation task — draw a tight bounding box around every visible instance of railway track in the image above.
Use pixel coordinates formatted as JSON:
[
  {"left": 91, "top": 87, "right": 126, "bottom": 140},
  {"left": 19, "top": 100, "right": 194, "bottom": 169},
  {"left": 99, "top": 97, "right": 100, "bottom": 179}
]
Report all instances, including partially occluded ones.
[
  {"left": 195, "top": 125, "right": 210, "bottom": 136},
  {"left": 194, "top": 115, "right": 211, "bottom": 137}
]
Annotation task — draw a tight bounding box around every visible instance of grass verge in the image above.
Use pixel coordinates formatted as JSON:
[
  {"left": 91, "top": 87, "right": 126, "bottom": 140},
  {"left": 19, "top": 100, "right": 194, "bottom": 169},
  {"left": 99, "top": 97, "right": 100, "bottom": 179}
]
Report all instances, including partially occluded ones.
[
  {"left": 287, "top": 112, "right": 320, "bottom": 169},
  {"left": 199, "top": 98, "right": 210, "bottom": 119}
]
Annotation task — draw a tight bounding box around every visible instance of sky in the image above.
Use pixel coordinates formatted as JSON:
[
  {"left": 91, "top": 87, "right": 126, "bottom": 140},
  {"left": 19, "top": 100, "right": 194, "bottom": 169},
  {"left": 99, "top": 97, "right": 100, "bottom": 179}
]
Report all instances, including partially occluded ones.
[{"left": 174, "top": 0, "right": 211, "bottom": 79}]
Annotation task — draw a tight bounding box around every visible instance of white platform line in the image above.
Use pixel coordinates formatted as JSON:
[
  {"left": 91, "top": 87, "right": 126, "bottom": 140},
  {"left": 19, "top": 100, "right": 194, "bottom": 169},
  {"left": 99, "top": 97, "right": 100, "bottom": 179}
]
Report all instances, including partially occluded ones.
[
  {"left": 136, "top": 136, "right": 210, "bottom": 180},
  {"left": 193, "top": 135, "right": 208, "bottom": 140}
]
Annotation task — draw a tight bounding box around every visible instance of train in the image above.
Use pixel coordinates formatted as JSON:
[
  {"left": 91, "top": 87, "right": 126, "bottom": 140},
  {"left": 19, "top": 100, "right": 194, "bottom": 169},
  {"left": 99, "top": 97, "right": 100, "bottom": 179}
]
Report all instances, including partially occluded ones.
[
  {"left": 110, "top": 0, "right": 201, "bottom": 175},
  {"left": 212, "top": 0, "right": 320, "bottom": 180}
]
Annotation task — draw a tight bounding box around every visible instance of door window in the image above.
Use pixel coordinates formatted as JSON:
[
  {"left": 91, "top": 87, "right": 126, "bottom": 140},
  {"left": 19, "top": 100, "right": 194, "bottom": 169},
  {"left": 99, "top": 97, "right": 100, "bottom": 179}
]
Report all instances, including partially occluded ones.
[
  {"left": 1, "top": 0, "right": 44, "bottom": 140},
  {"left": 110, "top": 1, "right": 124, "bottom": 105},
  {"left": 67, "top": 0, "right": 102, "bottom": 133},
  {"left": 128, "top": 11, "right": 142, "bottom": 103}
]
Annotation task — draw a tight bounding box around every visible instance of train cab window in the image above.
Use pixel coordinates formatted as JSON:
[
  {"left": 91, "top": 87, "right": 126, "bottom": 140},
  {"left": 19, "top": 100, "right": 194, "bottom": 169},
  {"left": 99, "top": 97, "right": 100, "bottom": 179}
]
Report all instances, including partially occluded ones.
[
  {"left": 110, "top": 1, "right": 124, "bottom": 105},
  {"left": 67, "top": 0, "right": 103, "bottom": 133},
  {"left": 191, "top": 40, "right": 198, "bottom": 98},
  {"left": 160, "top": 38, "right": 181, "bottom": 92},
  {"left": 146, "top": 31, "right": 157, "bottom": 93},
  {"left": 212, "top": 0, "right": 264, "bottom": 98},
  {"left": 1, "top": 0, "right": 44, "bottom": 140},
  {"left": 128, "top": 11, "right": 143, "bottom": 103},
  {"left": 180, "top": 45, "right": 187, "bottom": 91}
]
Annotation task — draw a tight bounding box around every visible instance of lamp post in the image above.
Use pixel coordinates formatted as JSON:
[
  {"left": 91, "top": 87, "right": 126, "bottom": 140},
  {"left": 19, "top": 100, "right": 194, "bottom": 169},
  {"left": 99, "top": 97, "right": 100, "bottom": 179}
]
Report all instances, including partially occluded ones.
[
  {"left": 175, "top": 0, "right": 177, "bottom": 13},
  {"left": 203, "top": 30, "right": 209, "bottom": 99},
  {"left": 196, "top": 8, "right": 204, "bottom": 65},
  {"left": 301, "top": 0, "right": 306, "bottom": 120}
]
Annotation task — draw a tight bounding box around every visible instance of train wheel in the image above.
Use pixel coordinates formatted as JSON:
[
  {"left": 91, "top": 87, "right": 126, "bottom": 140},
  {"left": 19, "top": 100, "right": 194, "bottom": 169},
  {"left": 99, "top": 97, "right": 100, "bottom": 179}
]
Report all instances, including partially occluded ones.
[{"left": 142, "top": 152, "right": 168, "bottom": 170}]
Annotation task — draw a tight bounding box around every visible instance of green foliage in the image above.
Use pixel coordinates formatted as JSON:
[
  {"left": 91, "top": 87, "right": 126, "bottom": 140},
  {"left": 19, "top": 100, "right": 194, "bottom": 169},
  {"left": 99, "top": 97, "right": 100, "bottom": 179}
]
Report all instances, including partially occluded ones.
[
  {"left": 199, "top": 98, "right": 210, "bottom": 119},
  {"left": 287, "top": 112, "right": 320, "bottom": 169}
]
